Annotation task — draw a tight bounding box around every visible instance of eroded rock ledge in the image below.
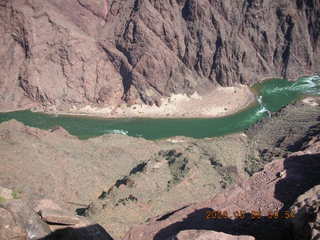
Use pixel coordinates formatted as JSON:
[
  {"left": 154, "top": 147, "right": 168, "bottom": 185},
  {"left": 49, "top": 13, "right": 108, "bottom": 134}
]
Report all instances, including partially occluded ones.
[{"left": 0, "top": 197, "right": 113, "bottom": 240}]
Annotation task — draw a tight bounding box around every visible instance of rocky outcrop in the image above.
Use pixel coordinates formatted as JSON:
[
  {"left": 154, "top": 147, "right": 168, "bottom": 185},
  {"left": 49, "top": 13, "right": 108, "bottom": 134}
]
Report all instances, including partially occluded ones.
[
  {"left": 37, "top": 199, "right": 83, "bottom": 226},
  {"left": 290, "top": 184, "right": 320, "bottom": 240},
  {"left": 35, "top": 199, "right": 114, "bottom": 239},
  {"left": 122, "top": 125, "right": 320, "bottom": 240},
  {"left": 0, "top": 199, "right": 51, "bottom": 240},
  {"left": 245, "top": 100, "right": 320, "bottom": 175},
  {"left": 0, "top": 0, "right": 319, "bottom": 111},
  {"left": 0, "top": 195, "right": 114, "bottom": 240}
]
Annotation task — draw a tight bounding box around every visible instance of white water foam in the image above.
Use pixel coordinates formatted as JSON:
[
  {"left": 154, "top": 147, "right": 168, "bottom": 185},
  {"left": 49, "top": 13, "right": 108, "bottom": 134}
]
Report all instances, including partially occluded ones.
[
  {"left": 103, "top": 129, "right": 129, "bottom": 135},
  {"left": 256, "top": 96, "right": 271, "bottom": 117},
  {"left": 257, "top": 106, "right": 268, "bottom": 114},
  {"left": 243, "top": 105, "right": 269, "bottom": 124},
  {"left": 263, "top": 86, "right": 290, "bottom": 94},
  {"left": 262, "top": 75, "right": 320, "bottom": 95},
  {"left": 290, "top": 75, "right": 320, "bottom": 92}
]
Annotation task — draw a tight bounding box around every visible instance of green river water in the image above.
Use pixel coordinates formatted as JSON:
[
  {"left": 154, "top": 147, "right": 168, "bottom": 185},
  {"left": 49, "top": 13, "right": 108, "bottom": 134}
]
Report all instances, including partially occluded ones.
[{"left": 0, "top": 76, "right": 319, "bottom": 140}]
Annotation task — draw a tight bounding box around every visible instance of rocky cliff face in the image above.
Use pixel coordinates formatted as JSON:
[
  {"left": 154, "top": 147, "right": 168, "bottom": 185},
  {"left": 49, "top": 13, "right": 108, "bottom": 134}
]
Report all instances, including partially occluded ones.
[
  {"left": 290, "top": 185, "right": 320, "bottom": 240},
  {"left": 0, "top": 0, "right": 319, "bottom": 111}
]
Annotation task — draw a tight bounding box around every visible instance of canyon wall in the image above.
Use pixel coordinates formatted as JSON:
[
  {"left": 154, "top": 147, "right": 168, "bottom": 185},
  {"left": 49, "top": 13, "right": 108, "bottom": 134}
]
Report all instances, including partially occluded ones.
[{"left": 0, "top": 0, "right": 319, "bottom": 111}]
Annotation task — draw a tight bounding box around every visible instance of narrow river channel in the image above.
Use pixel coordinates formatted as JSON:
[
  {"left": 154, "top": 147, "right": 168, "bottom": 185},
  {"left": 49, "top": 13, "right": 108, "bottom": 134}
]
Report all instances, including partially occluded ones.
[{"left": 0, "top": 75, "right": 319, "bottom": 140}]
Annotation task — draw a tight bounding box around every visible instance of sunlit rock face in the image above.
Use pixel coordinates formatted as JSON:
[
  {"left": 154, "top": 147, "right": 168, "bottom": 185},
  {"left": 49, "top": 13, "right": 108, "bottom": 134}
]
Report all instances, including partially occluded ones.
[{"left": 0, "top": 0, "right": 319, "bottom": 111}]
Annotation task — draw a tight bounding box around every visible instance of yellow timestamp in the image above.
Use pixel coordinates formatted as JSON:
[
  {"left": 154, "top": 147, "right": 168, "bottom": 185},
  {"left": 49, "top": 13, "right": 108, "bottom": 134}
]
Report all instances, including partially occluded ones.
[{"left": 205, "top": 210, "right": 295, "bottom": 220}]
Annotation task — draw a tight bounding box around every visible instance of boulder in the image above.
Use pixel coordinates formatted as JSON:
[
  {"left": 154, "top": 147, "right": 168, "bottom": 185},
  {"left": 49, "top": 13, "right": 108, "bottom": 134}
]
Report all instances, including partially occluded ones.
[
  {"left": 34, "top": 199, "right": 64, "bottom": 213},
  {"left": 40, "top": 208, "right": 81, "bottom": 225},
  {"left": 34, "top": 199, "right": 100, "bottom": 232},
  {"left": 1, "top": 199, "right": 51, "bottom": 239},
  {"left": 0, "top": 197, "right": 114, "bottom": 239},
  {"left": 174, "top": 230, "right": 255, "bottom": 240}
]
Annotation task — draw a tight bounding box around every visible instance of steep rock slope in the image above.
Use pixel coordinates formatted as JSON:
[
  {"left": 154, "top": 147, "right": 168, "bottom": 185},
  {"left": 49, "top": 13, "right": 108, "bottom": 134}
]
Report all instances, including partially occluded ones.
[
  {"left": 0, "top": 98, "right": 318, "bottom": 238},
  {"left": 0, "top": 119, "right": 250, "bottom": 238},
  {"left": 123, "top": 127, "right": 320, "bottom": 240},
  {"left": 0, "top": 0, "right": 319, "bottom": 111}
]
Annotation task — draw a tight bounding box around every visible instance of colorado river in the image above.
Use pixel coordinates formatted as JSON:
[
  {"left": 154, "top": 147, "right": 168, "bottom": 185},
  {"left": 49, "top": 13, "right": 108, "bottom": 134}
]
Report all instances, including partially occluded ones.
[{"left": 0, "top": 75, "right": 319, "bottom": 140}]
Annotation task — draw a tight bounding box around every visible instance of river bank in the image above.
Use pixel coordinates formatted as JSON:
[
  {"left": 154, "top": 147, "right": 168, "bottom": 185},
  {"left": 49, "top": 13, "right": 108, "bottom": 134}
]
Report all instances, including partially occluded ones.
[
  {"left": 1, "top": 76, "right": 319, "bottom": 140},
  {"left": 33, "top": 85, "right": 256, "bottom": 119}
]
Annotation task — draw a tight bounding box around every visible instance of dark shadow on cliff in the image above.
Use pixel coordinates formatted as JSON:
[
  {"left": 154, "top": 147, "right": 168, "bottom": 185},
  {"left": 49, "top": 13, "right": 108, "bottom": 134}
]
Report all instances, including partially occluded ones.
[
  {"left": 287, "top": 121, "right": 320, "bottom": 152},
  {"left": 153, "top": 153, "right": 320, "bottom": 240},
  {"left": 41, "top": 224, "right": 114, "bottom": 240},
  {"left": 153, "top": 208, "right": 292, "bottom": 240},
  {"left": 273, "top": 153, "right": 320, "bottom": 210}
]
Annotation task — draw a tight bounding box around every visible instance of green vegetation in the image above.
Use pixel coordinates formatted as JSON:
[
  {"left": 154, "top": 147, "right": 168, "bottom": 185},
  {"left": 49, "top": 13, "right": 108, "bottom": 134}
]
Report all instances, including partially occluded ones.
[
  {"left": 161, "top": 150, "right": 190, "bottom": 190},
  {"left": 115, "top": 194, "right": 138, "bottom": 206},
  {"left": 0, "top": 196, "right": 5, "bottom": 203},
  {"left": 11, "top": 189, "right": 22, "bottom": 199},
  {"left": 245, "top": 156, "right": 263, "bottom": 176}
]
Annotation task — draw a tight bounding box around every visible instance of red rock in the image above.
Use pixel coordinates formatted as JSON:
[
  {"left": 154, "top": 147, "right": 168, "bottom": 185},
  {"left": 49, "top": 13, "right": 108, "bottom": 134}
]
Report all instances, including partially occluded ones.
[
  {"left": 290, "top": 185, "right": 320, "bottom": 240},
  {"left": 123, "top": 136, "right": 320, "bottom": 240},
  {"left": 2, "top": 200, "right": 51, "bottom": 239},
  {"left": 34, "top": 199, "right": 63, "bottom": 213},
  {"left": 0, "top": 208, "right": 26, "bottom": 240},
  {"left": 175, "top": 230, "right": 255, "bottom": 240},
  {"left": 0, "top": 0, "right": 319, "bottom": 111},
  {"left": 40, "top": 208, "right": 81, "bottom": 225}
]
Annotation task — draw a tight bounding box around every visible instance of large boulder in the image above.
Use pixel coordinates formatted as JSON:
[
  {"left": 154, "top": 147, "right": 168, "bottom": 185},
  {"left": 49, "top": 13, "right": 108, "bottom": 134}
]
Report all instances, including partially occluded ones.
[
  {"left": 0, "top": 197, "right": 115, "bottom": 240},
  {"left": 0, "top": 199, "right": 51, "bottom": 239}
]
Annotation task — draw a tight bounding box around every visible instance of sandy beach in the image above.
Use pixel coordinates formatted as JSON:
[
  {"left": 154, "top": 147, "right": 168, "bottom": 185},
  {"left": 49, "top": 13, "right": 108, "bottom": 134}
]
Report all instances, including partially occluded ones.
[{"left": 49, "top": 84, "right": 256, "bottom": 119}]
